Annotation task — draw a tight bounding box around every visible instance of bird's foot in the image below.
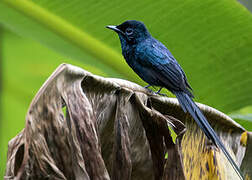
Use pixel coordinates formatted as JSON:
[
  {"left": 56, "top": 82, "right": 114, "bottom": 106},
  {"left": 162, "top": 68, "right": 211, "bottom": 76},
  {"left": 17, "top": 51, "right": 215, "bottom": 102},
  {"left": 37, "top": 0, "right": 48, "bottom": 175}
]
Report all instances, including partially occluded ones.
[
  {"left": 143, "top": 85, "right": 167, "bottom": 96},
  {"left": 144, "top": 84, "right": 151, "bottom": 89},
  {"left": 143, "top": 84, "right": 155, "bottom": 94},
  {"left": 155, "top": 87, "right": 167, "bottom": 97}
]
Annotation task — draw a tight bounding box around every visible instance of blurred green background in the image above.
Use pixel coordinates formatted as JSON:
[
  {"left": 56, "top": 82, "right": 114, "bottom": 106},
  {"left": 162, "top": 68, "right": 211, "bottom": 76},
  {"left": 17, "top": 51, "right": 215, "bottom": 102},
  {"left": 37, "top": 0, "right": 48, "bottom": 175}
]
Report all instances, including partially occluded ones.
[{"left": 1, "top": 0, "right": 252, "bottom": 178}]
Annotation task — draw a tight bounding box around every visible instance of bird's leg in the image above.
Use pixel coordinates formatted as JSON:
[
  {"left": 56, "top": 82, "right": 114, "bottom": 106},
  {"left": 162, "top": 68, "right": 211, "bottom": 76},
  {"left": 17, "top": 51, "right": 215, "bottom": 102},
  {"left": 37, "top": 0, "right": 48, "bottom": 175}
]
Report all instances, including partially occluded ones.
[
  {"left": 144, "top": 84, "right": 151, "bottom": 89},
  {"left": 155, "top": 87, "right": 167, "bottom": 96},
  {"left": 156, "top": 87, "right": 162, "bottom": 94},
  {"left": 143, "top": 84, "right": 155, "bottom": 94}
]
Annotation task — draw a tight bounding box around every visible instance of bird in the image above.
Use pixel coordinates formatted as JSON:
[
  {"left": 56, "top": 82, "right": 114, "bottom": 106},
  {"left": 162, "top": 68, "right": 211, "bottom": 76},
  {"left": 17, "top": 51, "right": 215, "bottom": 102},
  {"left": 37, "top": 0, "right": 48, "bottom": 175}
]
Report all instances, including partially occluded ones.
[{"left": 106, "top": 20, "right": 243, "bottom": 179}]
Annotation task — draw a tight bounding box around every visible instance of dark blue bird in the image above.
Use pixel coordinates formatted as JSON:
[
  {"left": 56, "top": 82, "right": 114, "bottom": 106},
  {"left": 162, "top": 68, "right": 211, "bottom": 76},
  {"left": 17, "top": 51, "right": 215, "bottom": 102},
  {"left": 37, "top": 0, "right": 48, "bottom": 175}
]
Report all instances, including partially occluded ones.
[{"left": 107, "top": 20, "right": 243, "bottom": 179}]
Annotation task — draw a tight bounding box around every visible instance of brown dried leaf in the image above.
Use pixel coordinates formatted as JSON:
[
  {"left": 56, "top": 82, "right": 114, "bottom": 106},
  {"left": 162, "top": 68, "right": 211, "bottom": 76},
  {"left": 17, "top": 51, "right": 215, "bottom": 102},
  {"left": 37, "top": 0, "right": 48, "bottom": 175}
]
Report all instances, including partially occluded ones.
[{"left": 4, "top": 64, "right": 252, "bottom": 180}]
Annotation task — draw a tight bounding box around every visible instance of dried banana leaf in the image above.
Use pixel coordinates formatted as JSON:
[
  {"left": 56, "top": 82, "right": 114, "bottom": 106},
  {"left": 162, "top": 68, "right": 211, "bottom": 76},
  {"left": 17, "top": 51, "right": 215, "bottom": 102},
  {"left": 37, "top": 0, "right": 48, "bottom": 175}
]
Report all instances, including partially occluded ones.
[{"left": 4, "top": 64, "right": 251, "bottom": 180}]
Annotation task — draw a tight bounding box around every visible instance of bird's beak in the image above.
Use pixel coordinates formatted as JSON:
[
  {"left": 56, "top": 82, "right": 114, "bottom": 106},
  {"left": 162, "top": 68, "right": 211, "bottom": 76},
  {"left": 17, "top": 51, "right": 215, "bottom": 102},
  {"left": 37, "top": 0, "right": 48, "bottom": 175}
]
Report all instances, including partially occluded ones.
[{"left": 106, "top": 25, "right": 124, "bottom": 35}]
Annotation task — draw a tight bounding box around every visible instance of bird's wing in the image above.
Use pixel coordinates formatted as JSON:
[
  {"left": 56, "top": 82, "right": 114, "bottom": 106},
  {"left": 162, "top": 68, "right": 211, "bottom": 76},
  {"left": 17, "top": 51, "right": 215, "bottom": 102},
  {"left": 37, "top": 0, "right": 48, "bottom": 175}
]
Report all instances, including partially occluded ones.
[{"left": 137, "top": 39, "right": 193, "bottom": 96}]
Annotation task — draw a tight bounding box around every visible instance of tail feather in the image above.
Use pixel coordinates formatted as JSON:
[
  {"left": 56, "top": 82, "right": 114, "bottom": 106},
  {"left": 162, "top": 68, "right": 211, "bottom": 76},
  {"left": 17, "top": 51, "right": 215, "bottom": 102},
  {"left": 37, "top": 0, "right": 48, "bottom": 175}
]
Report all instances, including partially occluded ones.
[{"left": 173, "top": 91, "right": 243, "bottom": 180}]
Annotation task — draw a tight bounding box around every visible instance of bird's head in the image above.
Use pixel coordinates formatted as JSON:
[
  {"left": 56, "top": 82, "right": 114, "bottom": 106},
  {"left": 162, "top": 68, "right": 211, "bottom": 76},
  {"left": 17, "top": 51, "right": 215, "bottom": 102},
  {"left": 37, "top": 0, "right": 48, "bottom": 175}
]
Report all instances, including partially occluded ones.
[{"left": 106, "top": 20, "right": 151, "bottom": 45}]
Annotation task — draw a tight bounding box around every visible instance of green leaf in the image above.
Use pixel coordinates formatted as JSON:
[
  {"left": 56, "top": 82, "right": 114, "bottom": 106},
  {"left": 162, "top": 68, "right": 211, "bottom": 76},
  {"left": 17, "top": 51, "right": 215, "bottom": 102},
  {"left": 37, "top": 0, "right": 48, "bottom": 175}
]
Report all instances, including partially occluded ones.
[
  {"left": 1, "top": 0, "right": 252, "bottom": 113},
  {"left": 231, "top": 114, "right": 252, "bottom": 121},
  {"left": 239, "top": 0, "right": 252, "bottom": 12},
  {"left": 0, "top": 0, "right": 140, "bottom": 82},
  {"left": 0, "top": 91, "right": 27, "bottom": 178},
  {"left": 229, "top": 106, "right": 252, "bottom": 131},
  {"left": 232, "top": 118, "right": 252, "bottom": 131},
  {"left": 168, "top": 126, "right": 177, "bottom": 144}
]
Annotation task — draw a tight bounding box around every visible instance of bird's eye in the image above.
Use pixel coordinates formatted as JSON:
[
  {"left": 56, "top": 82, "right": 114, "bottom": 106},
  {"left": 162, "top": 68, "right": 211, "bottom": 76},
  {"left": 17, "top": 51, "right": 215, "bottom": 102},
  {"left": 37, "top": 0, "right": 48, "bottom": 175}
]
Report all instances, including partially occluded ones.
[{"left": 125, "top": 28, "right": 133, "bottom": 35}]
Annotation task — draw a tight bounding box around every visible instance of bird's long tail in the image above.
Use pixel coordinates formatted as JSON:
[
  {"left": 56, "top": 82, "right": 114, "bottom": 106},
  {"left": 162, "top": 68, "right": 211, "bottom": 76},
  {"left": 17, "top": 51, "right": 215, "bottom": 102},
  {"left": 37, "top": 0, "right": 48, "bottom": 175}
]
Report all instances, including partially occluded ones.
[{"left": 173, "top": 91, "right": 243, "bottom": 179}]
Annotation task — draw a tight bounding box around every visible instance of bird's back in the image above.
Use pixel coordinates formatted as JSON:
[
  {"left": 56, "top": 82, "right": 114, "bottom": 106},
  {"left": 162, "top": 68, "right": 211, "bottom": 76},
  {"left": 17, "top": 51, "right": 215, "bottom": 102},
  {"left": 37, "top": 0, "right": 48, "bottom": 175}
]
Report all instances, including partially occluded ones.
[{"left": 123, "top": 37, "right": 193, "bottom": 97}]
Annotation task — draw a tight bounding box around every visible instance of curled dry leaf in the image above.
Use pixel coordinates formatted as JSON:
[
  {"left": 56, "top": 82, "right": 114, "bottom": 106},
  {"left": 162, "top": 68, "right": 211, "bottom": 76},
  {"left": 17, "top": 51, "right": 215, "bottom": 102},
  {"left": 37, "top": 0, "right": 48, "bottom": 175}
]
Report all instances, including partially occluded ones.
[{"left": 4, "top": 64, "right": 252, "bottom": 180}]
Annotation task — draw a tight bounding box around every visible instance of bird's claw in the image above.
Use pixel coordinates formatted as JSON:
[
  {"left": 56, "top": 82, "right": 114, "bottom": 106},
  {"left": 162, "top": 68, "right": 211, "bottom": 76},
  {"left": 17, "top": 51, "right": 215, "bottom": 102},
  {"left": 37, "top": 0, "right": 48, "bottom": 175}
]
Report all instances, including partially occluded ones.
[
  {"left": 155, "top": 87, "right": 167, "bottom": 96},
  {"left": 144, "top": 85, "right": 167, "bottom": 96},
  {"left": 143, "top": 85, "right": 156, "bottom": 94},
  {"left": 144, "top": 84, "right": 153, "bottom": 92},
  {"left": 144, "top": 84, "right": 151, "bottom": 89}
]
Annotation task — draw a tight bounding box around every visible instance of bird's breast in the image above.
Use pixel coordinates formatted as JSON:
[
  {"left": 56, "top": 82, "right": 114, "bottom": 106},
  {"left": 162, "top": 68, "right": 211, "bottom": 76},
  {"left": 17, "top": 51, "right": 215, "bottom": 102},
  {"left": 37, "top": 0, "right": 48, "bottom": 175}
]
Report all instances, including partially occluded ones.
[{"left": 122, "top": 45, "right": 160, "bottom": 86}]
